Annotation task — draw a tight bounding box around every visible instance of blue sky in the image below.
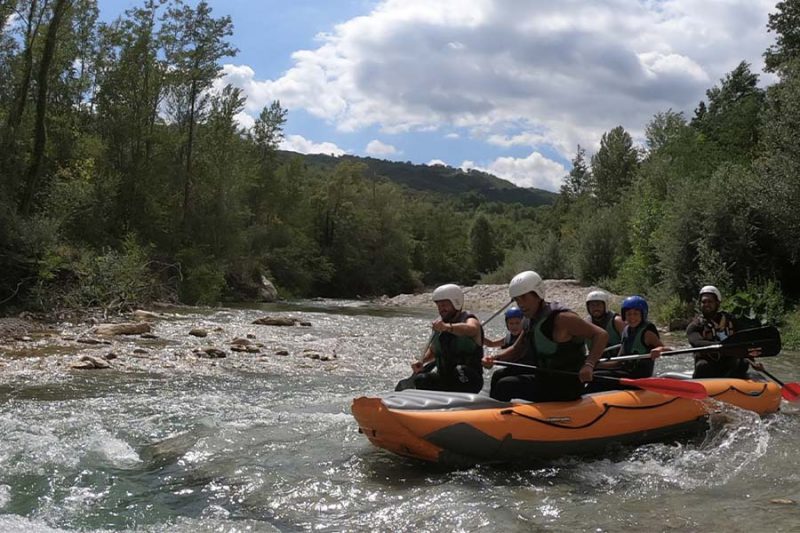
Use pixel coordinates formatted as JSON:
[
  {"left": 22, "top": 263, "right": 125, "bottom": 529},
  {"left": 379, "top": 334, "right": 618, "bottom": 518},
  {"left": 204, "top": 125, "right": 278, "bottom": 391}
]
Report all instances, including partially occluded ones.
[{"left": 98, "top": 0, "right": 777, "bottom": 191}]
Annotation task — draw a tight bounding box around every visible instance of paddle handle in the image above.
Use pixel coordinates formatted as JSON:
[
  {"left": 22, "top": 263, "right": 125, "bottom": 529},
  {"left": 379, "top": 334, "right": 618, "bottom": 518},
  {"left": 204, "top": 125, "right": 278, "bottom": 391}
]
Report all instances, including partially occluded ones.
[{"left": 607, "top": 344, "right": 721, "bottom": 362}]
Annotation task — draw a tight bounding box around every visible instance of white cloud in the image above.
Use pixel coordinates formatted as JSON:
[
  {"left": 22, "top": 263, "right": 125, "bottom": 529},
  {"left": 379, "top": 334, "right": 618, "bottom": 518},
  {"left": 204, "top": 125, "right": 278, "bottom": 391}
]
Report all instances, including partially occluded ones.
[
  {"left": 462, "top": 152, "right": 567, "bottom": 191},
  {"left": 280, "top": 134, "right": 345, "bottom": 156},
  {"left": 444, "top": 133, "right": 460, "bottom": 139},
  {"left": 219, "top": 0, "right": 776, "bottom": 158},
  {"left": 365, "top": 139, "right": 398, "bottom": 156},
  {"left": 427, "top": 159, "right": 448, "bottom": 166}
]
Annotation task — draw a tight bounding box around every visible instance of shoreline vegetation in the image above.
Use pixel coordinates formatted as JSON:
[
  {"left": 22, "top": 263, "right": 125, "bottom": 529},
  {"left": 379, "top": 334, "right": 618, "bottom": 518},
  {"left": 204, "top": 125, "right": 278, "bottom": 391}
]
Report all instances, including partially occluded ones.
[{"left": 2, "top": 1, "right": 800, "bottom": 352}]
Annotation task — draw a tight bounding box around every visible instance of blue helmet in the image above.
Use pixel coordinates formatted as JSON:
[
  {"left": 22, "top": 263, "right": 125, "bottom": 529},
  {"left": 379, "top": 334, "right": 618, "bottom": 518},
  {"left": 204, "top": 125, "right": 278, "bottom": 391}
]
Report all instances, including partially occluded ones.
[
  {"left": 505, "top": 306, "right": 524, "bottom": 321},
  {"left": 621, "top": 295, "right": 648, "bottom": 321}
]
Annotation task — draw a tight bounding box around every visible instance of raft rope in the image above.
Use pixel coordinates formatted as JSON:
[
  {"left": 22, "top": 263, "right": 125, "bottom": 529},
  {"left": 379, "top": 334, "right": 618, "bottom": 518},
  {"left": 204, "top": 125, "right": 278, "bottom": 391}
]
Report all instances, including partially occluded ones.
[
  {"left": 708, "top": 383, "right": 769, "bottom": 399},
  {"left": 499, "top": 397, "right": 683, "bottom": 429},
  {"left": 499, "top": 383, "right": 772, "bottom": 430}
]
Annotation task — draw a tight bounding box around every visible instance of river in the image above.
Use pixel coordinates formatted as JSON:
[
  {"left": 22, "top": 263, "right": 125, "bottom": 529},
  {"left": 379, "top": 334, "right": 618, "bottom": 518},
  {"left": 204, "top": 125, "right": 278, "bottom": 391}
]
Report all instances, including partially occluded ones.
[{"left": 0, "top": 301, "right": 798, "bottom": 532}]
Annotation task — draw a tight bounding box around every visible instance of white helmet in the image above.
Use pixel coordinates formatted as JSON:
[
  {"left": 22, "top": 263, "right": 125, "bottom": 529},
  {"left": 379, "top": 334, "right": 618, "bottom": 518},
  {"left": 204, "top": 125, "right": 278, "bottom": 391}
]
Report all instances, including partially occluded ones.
[
  {"left": 509, "top": 271, "right": 545, "bottom": 299},
  {"left": 432, "top": 283, "right": 464, "bottom": 310},
  {"left": 699, "top": 285, "right": 722, "bottom": 302},
  {"left": 585, "top": 290, "right": 609, "bottom": 311}
]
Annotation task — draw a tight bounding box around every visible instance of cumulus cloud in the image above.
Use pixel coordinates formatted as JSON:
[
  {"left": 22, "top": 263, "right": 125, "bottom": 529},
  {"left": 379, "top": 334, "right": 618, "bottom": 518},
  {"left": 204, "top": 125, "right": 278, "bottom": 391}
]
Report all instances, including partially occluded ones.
[
  {"left": 462, "top": 152, "right": 567, "bottom": 191},
  {"left": 219, "top": 0, "right": 775, "bottom": 158},
  {"left": 427, "top": 159, "right": 448, "bottom": 166},
  {"left": 280, "top": 134, "right": 345, "bottom": 156},
  {"left": 365, "top": 139, "right": 398, "bottom": 156}
]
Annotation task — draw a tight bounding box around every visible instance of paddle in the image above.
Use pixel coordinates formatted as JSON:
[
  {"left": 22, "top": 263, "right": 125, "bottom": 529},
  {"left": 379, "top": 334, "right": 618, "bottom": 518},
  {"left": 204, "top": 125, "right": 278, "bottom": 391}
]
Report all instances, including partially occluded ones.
[
  {"left": 751, "top": 364, "right": 800, "bottom": 402},
  {"left": 607, "top": 326, "right": 782, "bottom": 363},
  {"left": 493, "top": 360, "right": 708, "bottom": 399}
]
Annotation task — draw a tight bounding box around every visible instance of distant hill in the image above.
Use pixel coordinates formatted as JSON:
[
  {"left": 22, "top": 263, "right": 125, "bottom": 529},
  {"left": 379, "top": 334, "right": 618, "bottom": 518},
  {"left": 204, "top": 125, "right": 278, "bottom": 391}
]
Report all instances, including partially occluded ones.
[{"left": 278, "top": 151, "right": 558, "bottom": 207}]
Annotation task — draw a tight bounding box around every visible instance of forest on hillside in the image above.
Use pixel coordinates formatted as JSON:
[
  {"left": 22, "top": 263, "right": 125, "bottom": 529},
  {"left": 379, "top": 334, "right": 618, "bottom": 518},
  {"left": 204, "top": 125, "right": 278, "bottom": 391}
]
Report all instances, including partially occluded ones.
[{"left": 2, "top": 0, "right": 800, "bottom": 335}]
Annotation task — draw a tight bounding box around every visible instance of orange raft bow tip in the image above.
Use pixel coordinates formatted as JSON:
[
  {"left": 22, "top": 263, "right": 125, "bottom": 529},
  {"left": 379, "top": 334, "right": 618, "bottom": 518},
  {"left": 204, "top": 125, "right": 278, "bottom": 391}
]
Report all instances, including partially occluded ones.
[{"left": 351, "top": 377, "right": 781, "bottom": 466}]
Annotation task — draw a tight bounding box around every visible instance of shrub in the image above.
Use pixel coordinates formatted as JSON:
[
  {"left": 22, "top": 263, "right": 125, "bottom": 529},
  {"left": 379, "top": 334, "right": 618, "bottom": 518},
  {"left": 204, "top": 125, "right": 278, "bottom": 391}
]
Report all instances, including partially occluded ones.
[{"left": 725, "top": 279, "right": 785, "bottom": 327}]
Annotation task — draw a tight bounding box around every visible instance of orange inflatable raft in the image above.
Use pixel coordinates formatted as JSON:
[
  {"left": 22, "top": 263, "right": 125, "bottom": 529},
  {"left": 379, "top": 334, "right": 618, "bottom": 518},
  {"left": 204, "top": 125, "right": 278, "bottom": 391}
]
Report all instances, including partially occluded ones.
[{"left": 351, "top": 376, "right": 781, "bottom": 466}]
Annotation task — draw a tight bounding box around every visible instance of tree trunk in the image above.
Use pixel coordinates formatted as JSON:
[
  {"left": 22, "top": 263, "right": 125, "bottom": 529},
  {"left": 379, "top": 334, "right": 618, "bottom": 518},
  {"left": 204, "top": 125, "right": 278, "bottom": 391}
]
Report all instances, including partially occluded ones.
[
  {"left": 20, "top": 0, "right": 71, "bottom": 215},
  {"left": 182, "top": 79, "right": 197, "bottom": 228}
]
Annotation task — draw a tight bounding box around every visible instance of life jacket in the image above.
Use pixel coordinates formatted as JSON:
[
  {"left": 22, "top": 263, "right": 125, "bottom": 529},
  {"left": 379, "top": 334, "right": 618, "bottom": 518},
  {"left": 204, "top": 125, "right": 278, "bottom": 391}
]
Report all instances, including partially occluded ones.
[
  {"left": 697, "top": 311, "right": 735, "bottom": 341},
  {"left": 431, "top": 311, "right": 484, "bottom": 379},
  {"left": 524, "top": 303, "right": 586, "bottom": 372},
  {"left": 501, "top": 332, "right": 520, "bottom": 349},
  {"left": 619, "top": 321, "right": 659, "bottom": 378},
  {"left": 585, "top": 311, "right": 622, "bottom": 350}
]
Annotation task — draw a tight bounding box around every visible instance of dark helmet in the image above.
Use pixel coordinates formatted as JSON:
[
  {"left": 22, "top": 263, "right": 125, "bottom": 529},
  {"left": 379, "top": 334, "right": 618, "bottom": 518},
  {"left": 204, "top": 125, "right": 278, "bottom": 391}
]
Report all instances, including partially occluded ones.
[
  {"left": 505, "top": 306, "right": 524, "bottom": 321},
  {"left": 621, "top": 295, "right": 648, "bottom": 322}
]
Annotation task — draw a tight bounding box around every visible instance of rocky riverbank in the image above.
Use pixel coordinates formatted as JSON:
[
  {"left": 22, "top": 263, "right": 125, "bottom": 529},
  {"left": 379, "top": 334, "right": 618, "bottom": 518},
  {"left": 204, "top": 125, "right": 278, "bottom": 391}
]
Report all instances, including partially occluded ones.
[{"left": 378, "top": 279, "right": 619, "bottom": 312}]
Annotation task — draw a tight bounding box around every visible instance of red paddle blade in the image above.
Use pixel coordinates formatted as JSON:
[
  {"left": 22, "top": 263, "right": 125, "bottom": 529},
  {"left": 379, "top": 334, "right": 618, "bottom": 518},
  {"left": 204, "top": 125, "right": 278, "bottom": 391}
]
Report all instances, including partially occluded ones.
[
  {"left": 619, "top": 377, "right": 708, "bottom": 399},
  {"left": 781, "top": 382, "right": 800, "bottom": 402}
]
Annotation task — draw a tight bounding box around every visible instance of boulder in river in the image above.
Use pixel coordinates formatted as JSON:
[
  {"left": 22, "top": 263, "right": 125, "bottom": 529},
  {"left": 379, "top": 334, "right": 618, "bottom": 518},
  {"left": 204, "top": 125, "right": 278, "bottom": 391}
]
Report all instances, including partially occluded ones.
[
  {"left": 252, "top": 316, "right": 311, "bottom": 327},
  {"left": 133, "top": 310, "right": 162, "bottom": 321},
  {"left": 196, "top": 348, "right": 226, "bottom": 359},
  {"left": 189, "top": 328, "right": 208, "bottom": 338},
  {"left": 259, "top": 274, "right": 279, "bottom": 302},
  {"left": 71, "top": 355, "right": 111, "bottom": 370},
  {"left": 93, "top": 323, "right": 152, "bottom": 336}
]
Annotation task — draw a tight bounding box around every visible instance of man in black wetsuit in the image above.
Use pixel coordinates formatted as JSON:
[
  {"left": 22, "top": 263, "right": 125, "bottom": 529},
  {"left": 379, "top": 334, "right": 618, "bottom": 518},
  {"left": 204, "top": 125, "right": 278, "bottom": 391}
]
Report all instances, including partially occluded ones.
[{"left": 687, "top": 285, "right": 749, "bottom": 378}]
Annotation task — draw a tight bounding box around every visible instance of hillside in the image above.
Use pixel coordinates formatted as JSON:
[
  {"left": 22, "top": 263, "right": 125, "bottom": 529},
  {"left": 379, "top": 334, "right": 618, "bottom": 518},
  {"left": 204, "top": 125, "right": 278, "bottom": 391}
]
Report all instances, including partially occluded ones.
[{"left": 278, "top": 151, "right": 558, "bottom": 207}]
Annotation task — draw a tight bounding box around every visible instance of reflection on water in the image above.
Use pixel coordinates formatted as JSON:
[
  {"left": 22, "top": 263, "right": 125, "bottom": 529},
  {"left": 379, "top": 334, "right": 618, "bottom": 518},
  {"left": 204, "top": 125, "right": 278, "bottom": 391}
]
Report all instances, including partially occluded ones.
[{"left": 0, "top": 302, "right": 798, "bottom": 532}]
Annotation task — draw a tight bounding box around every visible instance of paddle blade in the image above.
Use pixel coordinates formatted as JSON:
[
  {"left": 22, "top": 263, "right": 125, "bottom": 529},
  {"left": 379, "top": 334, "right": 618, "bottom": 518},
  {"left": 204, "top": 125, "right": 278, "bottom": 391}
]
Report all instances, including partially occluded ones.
[
  {"left": 781, "top": 382, "right": 800, "bottom": 402},
  {"left": 721, "top": 326, "right": 782, "bottom": 358},
  {"left": 618, "top": 377, "right": 709, "bottom": 399}
]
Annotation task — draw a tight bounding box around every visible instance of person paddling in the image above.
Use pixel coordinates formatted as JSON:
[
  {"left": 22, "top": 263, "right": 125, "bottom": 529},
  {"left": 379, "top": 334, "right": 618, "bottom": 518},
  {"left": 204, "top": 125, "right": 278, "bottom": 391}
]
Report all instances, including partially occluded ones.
[
  {"left": 483, "top": 306, "right": 526, "bottom": 395},
  {"left": 584, "top": 290, "right": 624, "bottom": 351},
  {"left": 484, "top": 306, "right": 525, "bottom": 349},
  {"left": 587, "top": 295, "right": 666, "bottom": 393},
  {"left": 395, "top": 284, "right": 484, "bottom": 393},
  {"left": 483, "top": 271, "right": 608, "bottom": 402},
  {"left": 688, "top": 285, "right": 750, "bottom": 379}
]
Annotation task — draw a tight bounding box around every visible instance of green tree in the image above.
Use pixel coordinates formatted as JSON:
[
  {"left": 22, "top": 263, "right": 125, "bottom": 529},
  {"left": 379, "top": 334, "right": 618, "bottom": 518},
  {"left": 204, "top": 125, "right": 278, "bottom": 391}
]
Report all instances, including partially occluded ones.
[
  {"left": 692, "top": 62, "right": 764, "bottom": 160},
  {"left": 470, "top": 214, "right": 500, "bottom": 274},
  {"left": 559, "top": 145, "right": 593, "bottom": 199},
  {"left": 765, "top": 0, "right": 800, "bottom": 73},
  {"left": 591, "top": 126, "right": 639, "bottom": 205},
  {"left": 160, "top": 0, "right": 236, "bottom": 229}
]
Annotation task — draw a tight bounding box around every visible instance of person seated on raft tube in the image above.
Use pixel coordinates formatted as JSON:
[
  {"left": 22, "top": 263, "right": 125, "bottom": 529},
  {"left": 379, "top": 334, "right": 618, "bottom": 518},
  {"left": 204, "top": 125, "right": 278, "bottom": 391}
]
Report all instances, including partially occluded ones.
[
  {"left": 585, "top": 295, "right": 668, "bottom": 393},
  {"left": 687, "top": 285, "right": 752, "bottom": 379},
  {"left": 584, "top": 290, "right": 624, "bottom": 351},
  {"left": 395, "top": 283, "right": 484, "bottom": 393},
  {"left": 484, "top": 306, "right": 525, "bottom": 349},
  {"left": 484, "top": 306, "right": 526, "bottom": 395},
  {"left": 482, "top": 270, "right": 609, "bottom": 402}
]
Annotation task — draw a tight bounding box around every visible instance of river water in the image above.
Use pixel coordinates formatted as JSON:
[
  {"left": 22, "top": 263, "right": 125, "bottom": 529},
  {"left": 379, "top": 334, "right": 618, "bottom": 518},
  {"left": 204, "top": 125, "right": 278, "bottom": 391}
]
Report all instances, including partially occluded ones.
[{"left": 0, "top": 301, "right": 798, "bottom": 532}]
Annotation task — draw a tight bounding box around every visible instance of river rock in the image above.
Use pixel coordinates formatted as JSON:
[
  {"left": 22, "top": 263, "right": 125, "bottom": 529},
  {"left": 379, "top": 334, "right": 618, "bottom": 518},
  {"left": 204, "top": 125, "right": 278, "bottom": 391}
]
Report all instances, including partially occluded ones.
[
  {"left": 252, "top": 316, "right": 310, "bottom": 327},
  {"left": 133, "top": 310, "right": 162, "bottom": 321},
  {"left": 259, "top": 274, "right": 279, "bottom": 302},
  {"left": 189, "top": 328, "right": 208, "bottom": 337},
  {"left": 196, "top": 348, "right": 226, "bottom": 359},
  {"left": 94, "top": 323, "right": 152, "bottom": 336},
  {"left": 770, "top": 498, "right": 796, "bottom": 505},
  {"left": 140, "top": 333, "right": 159, "bottom": 339},
  {"left": 275, "top": 350, "right": 289, "bottom": 356},
  {"left": 71, "top": 355, "right": 111, "bottom": 370},
  {"left": 76, "top": 337, "right": 104, "bottom": 345},
  {"left": 230, "top": 338, "right": 252, "bottom": 346}
]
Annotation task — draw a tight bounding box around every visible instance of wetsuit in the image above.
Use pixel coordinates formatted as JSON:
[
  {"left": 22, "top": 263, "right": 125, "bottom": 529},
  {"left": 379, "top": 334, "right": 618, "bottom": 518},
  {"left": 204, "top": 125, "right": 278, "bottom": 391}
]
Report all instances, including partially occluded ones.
[
  {"left": 586, "top": 321, "right": 658, "bottom": 393},
  {"left": 491, "top": 303, "right": 586, "bottom": 402},
  {"left": 488, "top": 330, "right": 522, "bottom": 394},
  {"left": 688, "top": 311, "right": 748, "bottom": 378},
  {"left": 395, "top": 310, "right": 484, "bottom": 393}
]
